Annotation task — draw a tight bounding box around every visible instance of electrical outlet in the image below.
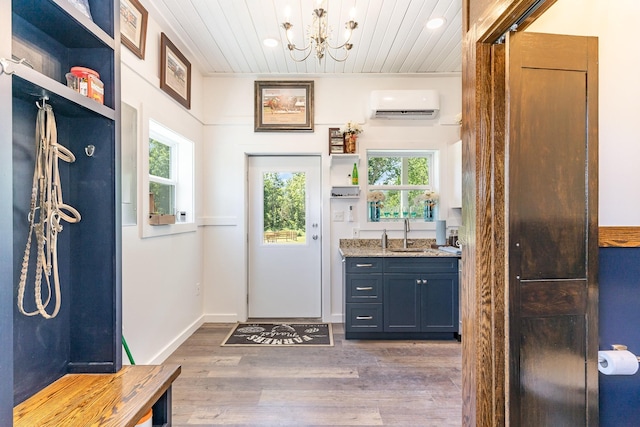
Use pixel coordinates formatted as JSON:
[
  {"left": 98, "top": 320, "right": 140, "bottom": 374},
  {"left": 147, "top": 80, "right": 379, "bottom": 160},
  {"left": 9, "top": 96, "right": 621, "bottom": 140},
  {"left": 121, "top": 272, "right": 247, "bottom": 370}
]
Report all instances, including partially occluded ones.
[
  {"left": 333, "top": 211, "right": 344, "bottom": 222},
  {"left": 195, "top": 282, "right": 201, "bottom": 296},
  {"left": 353, "top": 228, "right": 360, "bottom": 238}
]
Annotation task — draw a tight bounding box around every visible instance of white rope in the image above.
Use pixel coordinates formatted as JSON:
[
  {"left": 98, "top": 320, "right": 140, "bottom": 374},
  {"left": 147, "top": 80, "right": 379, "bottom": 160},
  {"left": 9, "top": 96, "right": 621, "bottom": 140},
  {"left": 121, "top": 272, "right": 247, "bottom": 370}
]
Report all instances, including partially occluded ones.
[{"left": 17, "top": 102, "right": 81, "bottom": 319}]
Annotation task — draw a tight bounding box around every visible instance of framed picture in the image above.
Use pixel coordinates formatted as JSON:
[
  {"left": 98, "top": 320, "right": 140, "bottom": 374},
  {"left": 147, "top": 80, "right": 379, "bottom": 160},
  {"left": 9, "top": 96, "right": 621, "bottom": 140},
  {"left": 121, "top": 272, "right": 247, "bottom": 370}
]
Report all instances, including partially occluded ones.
[
  {"left": 120, "top": 0, "right": 148, "bottom": 59},
  {"left": 160, "top": 33, "right": 191, "bottom": 109},
  {"left": 254, "top": 81, "right": 314, "bottom": 132},
  {"left": 329, "top": 127, "right": 345, "bottom": 154}
]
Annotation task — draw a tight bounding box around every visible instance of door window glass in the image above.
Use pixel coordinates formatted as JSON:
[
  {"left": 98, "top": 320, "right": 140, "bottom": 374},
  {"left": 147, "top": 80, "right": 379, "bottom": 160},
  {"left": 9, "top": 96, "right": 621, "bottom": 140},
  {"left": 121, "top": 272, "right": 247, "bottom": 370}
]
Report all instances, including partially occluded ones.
[{"left": 263, "top": 172, "right": 306, "bottom": 244}]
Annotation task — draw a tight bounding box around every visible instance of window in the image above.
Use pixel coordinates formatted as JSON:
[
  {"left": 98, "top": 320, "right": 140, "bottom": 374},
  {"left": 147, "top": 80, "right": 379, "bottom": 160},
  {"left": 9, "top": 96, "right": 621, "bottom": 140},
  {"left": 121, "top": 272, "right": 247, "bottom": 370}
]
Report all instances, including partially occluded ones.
[
  {"left": 367, "top": 150, "right": 438, "bottom": 221},
  {"left": 144, "top": 120, "right": 194, "bottom": 237},
  {"left": 149, "top": 138, "right": 175, "bottom": 215}
]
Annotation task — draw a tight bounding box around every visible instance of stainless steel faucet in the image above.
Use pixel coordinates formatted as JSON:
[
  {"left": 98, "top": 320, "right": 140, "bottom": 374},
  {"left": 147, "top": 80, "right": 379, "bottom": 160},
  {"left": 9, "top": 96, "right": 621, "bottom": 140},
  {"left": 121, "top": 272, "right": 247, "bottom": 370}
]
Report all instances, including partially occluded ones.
[{"left": 403, "top": 218, "right": 410, "bottom": 248}]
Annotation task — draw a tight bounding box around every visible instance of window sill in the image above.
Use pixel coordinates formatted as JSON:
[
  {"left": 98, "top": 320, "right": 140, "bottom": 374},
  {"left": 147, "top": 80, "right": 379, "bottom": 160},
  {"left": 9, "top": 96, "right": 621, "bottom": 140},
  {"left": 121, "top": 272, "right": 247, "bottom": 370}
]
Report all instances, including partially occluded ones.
[{"left": 141, "top": 221, "right": 196, "bottom": 239}]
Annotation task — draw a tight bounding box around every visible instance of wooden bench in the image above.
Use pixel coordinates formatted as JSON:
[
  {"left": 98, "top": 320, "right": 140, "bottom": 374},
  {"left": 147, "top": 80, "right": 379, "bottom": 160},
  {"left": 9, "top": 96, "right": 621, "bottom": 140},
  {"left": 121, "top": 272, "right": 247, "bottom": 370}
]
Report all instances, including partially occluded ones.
[
  {"left": 264, "top": 230, "right": 298, "bottom": 242},
  {"left": 14, "top": 364, "right": 181, "bottom": 427}
]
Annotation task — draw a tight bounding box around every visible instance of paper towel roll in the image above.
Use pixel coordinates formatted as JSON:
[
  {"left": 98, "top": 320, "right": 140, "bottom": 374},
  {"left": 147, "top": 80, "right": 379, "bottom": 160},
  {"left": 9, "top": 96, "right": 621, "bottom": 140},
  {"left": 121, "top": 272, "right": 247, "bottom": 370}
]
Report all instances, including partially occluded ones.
[
  {"left": 598, "top": 350, "right": 639, "bottom": 375},
  {"left": 436, "top": 220, "right": 446, "bottom": 245}
]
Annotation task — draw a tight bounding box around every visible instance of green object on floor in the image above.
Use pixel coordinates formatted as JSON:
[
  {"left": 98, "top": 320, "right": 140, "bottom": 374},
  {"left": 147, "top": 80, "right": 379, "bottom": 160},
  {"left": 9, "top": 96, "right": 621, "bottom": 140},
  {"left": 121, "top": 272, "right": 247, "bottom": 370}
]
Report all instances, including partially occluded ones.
[{"left": 122, "top": 335, "right": 135, "bottom": 365}]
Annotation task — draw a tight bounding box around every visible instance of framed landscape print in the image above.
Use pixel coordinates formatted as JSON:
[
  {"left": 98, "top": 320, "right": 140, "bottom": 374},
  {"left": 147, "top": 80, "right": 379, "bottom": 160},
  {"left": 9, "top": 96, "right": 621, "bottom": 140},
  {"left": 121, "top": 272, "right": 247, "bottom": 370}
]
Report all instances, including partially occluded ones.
[
  {"left": 160, "top": 33, "right": 191, "bottom": 109},
  {"left": 254, "top": 81, "right": 314, "bottom": 132},
  {"left": 120, "top": 0, "right": 148, "bottom": 59}
]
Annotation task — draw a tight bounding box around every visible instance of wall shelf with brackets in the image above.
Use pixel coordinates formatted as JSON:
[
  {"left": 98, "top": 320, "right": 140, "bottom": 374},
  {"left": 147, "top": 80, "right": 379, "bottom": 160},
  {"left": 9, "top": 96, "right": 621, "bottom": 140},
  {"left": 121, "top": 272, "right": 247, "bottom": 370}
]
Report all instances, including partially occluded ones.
[{"left": 331, "top": 185, "right": 360, "bottom": 199}]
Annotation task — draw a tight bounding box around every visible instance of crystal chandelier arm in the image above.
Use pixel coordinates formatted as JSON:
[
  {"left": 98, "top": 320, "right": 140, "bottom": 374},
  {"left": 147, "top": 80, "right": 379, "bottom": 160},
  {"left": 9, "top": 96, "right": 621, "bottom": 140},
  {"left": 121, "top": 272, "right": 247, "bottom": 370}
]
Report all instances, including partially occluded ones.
[
  {"left": 289, "top": 47, "right": 314, "bottom": 62},
  {"left": 324, "top": 20, "right": 358, "bottom": 50},
  {"left": 282, "top": 22, "right": 312, "bottom": 52},
  {"left": 325, "top": 45, "right": 352, "bottom": 62}
]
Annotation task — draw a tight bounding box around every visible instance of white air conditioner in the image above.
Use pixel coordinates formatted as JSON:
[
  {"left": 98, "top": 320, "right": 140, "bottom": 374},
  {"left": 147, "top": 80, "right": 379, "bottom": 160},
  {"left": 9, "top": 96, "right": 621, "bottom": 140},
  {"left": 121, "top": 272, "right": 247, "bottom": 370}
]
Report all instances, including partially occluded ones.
[{"left": 370, "top": 90, "right": 440, "bottom": 119}]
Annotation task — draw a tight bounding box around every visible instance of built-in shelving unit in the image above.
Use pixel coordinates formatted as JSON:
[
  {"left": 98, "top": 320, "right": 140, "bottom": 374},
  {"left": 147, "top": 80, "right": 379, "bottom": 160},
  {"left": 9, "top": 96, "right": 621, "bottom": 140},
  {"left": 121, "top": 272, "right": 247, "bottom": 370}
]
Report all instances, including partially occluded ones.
[
  {"left": 1, "top": 0, "right": 121, "bottom": 420},
  {"left": 330, "top": 153, "right": 361, "bottom": 199},
  {"left": 329, "top": 153, "right": 360, "bottom": 166}
]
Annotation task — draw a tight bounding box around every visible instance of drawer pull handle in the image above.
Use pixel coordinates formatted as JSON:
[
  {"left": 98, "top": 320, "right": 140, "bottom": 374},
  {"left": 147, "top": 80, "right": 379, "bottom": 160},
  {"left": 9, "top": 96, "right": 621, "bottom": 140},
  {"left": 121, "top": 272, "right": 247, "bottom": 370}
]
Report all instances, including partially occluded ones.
[
  {"left": 356, "top": 286, "right": 373, "bottom": 291},
  {"left": 355, "top": 263, "right": 374, "bottom": 268},
  {"left": 356, "top": 316, "right": 373, "bottom": 320}
]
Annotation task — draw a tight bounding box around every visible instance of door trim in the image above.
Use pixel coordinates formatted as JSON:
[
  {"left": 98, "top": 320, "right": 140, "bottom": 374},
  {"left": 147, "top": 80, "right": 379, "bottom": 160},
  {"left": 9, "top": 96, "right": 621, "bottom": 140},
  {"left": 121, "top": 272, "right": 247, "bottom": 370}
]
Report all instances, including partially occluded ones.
[{"left": 461, "top": 1, "right": 559, "bottom": 425}]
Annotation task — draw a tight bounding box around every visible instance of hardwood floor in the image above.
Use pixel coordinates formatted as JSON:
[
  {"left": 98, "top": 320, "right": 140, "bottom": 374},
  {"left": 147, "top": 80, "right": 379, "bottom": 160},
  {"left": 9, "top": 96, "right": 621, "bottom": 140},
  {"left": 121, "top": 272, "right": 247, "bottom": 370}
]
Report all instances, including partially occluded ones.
[{"left": 164, "top": 323, "right": 462, "bottom": 426}]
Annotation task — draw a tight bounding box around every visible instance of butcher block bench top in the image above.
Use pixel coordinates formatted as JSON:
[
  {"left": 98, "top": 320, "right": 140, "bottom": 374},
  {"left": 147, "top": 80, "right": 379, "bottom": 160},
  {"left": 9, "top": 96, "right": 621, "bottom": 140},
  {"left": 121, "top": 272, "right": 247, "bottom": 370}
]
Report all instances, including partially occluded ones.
[{"left": 14, "top": 364, "right": 181, "bottom": 427}]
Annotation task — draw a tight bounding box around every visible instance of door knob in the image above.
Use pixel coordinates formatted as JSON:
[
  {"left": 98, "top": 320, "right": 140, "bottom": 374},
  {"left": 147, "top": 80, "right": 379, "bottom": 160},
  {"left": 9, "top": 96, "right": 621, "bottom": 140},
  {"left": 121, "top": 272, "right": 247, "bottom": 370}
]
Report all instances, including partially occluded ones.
[{"left": 312, "top": 234, "right": 319, "bottom": 240}]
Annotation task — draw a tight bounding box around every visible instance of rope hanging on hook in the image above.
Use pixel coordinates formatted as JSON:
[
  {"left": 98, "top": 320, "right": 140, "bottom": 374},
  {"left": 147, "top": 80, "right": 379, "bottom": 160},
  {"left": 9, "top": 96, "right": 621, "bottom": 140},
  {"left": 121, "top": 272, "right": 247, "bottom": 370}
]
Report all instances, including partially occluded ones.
[{"left": 17, "top": 100, "right": 81, "bottom": 319}]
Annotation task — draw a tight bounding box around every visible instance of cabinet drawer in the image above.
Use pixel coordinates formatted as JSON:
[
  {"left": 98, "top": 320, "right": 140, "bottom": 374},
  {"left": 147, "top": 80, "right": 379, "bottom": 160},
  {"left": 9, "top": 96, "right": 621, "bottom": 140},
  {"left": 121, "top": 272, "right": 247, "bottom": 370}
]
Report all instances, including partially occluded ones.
[
  {"left": 345, "top": 275, "right": 382, "bottom": 302},
  {"left": 384, "top": 257, "right": 457, "bottom": 274},
  {"left": 344, "top": 257, "right": 383, "bottom": 273},
  {"left": 345, "top": 304, "right": 383, "bottom": 332}
]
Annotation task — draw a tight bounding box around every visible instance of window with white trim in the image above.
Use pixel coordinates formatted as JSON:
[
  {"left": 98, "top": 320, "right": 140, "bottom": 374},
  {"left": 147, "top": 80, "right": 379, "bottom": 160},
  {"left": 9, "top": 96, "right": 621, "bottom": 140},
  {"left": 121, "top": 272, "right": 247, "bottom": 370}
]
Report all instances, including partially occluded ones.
[
  {"left": 145, "top": 120, "right": 194, "bottom": 236},
  {"left": 367, "top": 150, "right": 438, "bottom": 222}
]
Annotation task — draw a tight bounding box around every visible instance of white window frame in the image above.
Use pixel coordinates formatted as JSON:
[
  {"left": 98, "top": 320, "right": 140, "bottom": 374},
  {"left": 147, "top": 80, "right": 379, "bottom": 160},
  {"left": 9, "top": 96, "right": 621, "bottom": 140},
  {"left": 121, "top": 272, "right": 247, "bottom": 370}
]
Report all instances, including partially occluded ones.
[
  {"left": 366, "top": 149, "right": 439, "bottom": 223},
  {"left": 142, "top": 119, "right": 195, "bottom": 238}
]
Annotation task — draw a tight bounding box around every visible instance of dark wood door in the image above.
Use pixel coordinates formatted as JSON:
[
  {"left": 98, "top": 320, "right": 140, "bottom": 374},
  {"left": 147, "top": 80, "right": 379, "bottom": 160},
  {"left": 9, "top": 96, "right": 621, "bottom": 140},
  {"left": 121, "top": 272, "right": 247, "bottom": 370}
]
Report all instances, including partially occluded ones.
[{"left": 507, "top": 32, "right": 598, "bottom": 426}]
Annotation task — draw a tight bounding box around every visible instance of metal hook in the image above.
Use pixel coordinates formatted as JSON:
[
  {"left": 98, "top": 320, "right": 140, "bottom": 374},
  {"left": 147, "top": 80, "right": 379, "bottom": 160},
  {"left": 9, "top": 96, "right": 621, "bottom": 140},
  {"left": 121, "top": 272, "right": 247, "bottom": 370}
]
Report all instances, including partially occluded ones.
[
  {"left": 0, "top": 57, "right": 33, "bottom": 76},
  {"left": 0, "top": 58, "right": 11, "bottom": 76},
  {"left": 85, "top": 145, "right": 95, "bottom": 157},
  {"left": 36, "top": 96, "right": 49, "bottom": 110}
]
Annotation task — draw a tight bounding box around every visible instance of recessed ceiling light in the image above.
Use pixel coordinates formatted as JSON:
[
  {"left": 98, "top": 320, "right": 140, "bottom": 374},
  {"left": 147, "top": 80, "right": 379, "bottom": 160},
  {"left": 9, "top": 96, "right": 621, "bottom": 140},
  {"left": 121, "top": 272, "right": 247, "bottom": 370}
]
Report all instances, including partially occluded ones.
[
  {"left": 426, "top": 17, "right": 446, "bottom": 30},
  {"left": 263, "top": 38, "right": 279, "bottom": 48}
]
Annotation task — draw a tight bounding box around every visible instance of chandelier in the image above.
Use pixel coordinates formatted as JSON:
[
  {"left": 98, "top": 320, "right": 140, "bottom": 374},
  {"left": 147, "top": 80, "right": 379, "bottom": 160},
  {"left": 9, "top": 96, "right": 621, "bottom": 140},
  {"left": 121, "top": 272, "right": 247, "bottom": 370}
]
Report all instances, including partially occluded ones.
[{"left": 281, "top": 2, "right": 358, "bottom": 64}]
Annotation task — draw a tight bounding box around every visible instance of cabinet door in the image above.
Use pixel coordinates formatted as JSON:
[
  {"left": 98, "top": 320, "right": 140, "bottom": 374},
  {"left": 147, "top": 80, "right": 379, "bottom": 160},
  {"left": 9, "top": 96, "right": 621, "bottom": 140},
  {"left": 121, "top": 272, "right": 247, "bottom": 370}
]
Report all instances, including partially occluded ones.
[
  {"left": 383, "top": 274, "right": 420, "bottom": 332},
  {"left": 421, "top": 274, "right": 458, "bottom": 332}
]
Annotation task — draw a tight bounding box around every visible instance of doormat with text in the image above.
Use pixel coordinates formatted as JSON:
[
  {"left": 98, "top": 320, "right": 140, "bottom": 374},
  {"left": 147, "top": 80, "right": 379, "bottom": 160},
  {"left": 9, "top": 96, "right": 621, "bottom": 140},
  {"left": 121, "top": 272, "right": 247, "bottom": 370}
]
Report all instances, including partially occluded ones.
[{"left": 221, "top": 323, "right": 333, "bottom": 346}]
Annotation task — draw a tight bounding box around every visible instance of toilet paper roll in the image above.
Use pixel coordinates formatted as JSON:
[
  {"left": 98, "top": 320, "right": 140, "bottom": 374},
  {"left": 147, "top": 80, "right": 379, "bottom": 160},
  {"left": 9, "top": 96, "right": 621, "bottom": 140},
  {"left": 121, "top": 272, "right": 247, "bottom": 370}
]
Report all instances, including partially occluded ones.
[
  {"left": 598, "top": 350, "right": 639, "bottom": 375},
  {"left": 436, "top": 220, "right": 446, "bottom": 245}
]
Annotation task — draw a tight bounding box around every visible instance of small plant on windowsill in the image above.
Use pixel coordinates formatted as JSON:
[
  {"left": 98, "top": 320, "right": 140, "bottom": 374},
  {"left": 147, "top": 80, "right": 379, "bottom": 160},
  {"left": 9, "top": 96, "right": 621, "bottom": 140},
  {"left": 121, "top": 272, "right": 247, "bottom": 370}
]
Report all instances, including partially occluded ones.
[
  {"left": 415, "top": 190, "right": 439, "bottom": 222},
  {"left": 367, "top": 191, "right": 385, "bottom": 203}
]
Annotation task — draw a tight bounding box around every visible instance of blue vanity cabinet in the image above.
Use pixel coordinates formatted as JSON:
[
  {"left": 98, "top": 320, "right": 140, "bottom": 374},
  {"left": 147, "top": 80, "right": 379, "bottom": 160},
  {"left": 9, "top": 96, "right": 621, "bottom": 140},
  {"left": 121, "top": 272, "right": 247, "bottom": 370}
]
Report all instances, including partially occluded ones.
[
  {"left": 344, "top": 257, "right": 384, "bottom": 336},
  {"left": 384, "top": 257, "right": 459, "bottom": 334},
  {"left": 343, "top": 255, "right": 459, "bottom": 340}
]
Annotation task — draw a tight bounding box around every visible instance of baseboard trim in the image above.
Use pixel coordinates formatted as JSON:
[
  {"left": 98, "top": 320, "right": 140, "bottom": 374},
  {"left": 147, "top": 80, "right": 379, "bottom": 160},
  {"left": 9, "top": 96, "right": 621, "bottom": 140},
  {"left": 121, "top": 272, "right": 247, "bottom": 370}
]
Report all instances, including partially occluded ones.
[{"left": 146, "top": 315, "right": 205, "bottom": 364}]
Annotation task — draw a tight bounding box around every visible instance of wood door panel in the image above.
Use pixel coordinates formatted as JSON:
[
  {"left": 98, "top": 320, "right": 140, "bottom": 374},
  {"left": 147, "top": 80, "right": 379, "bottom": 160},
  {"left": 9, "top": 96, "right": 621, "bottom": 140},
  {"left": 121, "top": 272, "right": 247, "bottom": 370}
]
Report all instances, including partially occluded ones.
[
  {"left": 512, "top": 67, "right": 587, "bottom": 280},
  {"left": 508, "top": 31, "right": 598, "bottom": 426},
  {"left": 519, "top": 280, "right": 587, "bottom": 317},
  {"left": 520, "top": 315, "right": 587, "bottom": 426}
]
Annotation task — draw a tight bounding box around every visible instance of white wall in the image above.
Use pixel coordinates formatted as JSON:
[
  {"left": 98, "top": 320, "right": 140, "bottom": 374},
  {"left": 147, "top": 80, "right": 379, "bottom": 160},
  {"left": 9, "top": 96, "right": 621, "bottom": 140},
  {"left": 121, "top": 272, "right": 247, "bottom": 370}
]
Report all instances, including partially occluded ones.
[
  {"left": 527, "top": 0, "right": 640, "bottom": 226},
  {"left": 201, "top": 75, "right": 461, "bottom": 323},
  {"left": 120, "top": 8, "right": 205, "bottom": 364}
]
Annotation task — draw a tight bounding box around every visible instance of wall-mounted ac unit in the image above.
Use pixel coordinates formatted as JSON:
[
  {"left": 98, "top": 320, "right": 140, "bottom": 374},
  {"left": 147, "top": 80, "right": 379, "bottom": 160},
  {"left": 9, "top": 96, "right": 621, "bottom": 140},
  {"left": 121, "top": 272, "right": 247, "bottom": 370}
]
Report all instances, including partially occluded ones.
[{"left": 370, "top": 90, "right": 440, "bottom": 119}]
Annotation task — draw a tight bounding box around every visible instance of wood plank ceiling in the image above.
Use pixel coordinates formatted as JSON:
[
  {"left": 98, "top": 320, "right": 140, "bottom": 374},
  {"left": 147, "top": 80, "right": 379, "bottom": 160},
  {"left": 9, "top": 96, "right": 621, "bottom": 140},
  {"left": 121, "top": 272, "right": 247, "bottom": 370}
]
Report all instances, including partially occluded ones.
[{"left": 150, "top": 0, "right": 462, "bottom": 75}]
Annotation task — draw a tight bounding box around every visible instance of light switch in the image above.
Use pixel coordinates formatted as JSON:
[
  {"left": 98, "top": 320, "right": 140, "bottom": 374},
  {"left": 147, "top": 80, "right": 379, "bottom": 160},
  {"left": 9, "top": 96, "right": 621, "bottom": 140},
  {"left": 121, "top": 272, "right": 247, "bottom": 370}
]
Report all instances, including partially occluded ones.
[{"left": 333, "top": 211, "right": 344, "bottom": 222}]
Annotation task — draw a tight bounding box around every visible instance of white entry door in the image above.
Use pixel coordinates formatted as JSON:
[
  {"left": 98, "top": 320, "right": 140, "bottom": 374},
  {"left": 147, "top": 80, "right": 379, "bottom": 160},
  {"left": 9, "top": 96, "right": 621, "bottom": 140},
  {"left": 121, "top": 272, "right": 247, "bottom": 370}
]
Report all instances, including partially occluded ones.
[{"left": 248, "top": 156, "right": 322, "bottom": 318}]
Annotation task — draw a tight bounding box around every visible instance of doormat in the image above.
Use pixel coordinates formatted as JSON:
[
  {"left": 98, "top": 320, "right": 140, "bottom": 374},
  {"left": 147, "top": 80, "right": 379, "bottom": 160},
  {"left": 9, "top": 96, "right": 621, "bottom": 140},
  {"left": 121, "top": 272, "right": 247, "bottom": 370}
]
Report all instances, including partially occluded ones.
[{"left": 221, "top": 323, "right": 333, "bottom": 346}]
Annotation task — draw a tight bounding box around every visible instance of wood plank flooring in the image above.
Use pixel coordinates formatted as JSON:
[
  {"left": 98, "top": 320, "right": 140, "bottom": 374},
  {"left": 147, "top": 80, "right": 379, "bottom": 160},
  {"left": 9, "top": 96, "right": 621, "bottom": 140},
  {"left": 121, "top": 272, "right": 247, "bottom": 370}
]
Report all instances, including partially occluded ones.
[{"left": 164, "top": 323, "right": 462, "bottom": 426}]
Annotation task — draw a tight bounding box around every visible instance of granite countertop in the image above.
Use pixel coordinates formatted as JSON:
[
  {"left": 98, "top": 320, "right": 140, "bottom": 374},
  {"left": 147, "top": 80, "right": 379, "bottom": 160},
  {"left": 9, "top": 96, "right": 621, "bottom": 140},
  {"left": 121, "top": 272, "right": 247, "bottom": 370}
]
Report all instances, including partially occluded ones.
[{"left": 339, "top": 239, "right": 461, "bottom": 258}]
